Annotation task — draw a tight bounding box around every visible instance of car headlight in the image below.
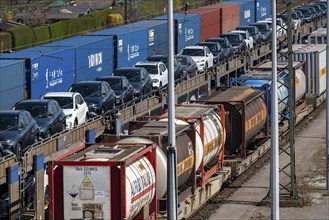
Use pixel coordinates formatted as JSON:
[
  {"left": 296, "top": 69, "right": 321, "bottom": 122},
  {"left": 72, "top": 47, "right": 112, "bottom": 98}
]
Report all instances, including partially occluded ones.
[
  {"left": 153, "top": 79, "right": 159, "bottom": 83},
  {"left": 66, "top": 114, "right": 72, "bottom": 118}
]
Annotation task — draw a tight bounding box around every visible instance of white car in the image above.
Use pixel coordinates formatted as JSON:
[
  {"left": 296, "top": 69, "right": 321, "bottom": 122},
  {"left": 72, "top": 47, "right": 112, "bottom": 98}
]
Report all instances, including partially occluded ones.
[
  {"left": 178, "top": 46, "right": 214, "bottom": 73},
  {"left": 134, "top": 61, "right": 168, "bottom": 89},
  {"left": 260, "top": 17, "right": 287, "bottom": 37},
  {"left": 229, "top": 30, "right": 254, "bottom": 49},
  {"left": 42, "top": 92, "right": 89, "bottom": 129}
]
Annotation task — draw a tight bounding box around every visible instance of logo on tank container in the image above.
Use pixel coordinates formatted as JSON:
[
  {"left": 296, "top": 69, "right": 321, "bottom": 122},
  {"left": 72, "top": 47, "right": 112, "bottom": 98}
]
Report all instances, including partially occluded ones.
[
  {"left": 127, "top": 44, "right": 140, "bottom": 61},
  {"left": 88, "top": 52, "right": 103, "bottom": 70},
  {"left": 149, "top": 29, "right": 155, "bottom": 46},
  {"left": 118, "top": 39, "right": 124, "bottom": 53},
  {"left": 185, "top": 28, "right": 194, "bottom": 41},
  {"left": 261, "top": 7, "right": 267, "bottom": 17}
]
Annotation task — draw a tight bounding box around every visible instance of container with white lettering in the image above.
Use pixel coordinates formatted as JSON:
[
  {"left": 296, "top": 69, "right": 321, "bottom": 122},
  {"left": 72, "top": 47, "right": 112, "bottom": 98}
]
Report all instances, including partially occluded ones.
[
  {"left": 0, "top": 60, "right": 25, "bottom": 110},
  {"left": 222, "top": 0, "right": 256, "bottom": 26},
  {"left": 152, "top": 13, "right": 200, "bottom": 54},
  {"left": 40, "top": 36, "right": 114, "bottom": 81},
  {"left": 87, "top": 26, "right": 148, "bottom": 68},
  {"left": 0, "top": 46, "right": 75, "bottom": 99},
  {"left": 48, "top": 142, "right": 157, "bottom": 220}
]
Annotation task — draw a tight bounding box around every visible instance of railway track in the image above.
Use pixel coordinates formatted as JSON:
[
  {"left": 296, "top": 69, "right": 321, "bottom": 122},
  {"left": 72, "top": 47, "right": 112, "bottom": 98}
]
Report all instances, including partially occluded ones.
[{"left": 187, "top": 98, "right": 326, "bottom": 220}]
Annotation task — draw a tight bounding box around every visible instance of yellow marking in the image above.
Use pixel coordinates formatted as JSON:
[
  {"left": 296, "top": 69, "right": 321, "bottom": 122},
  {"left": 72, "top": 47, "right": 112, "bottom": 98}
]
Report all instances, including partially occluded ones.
[
  {"left": 245, "top": 107, "right": 267, "bottom": 133},
  {"left": 80, "top": 176, "right": 93, "bottom": 187},
  {"left": 295, "top": 77, "right": 300, "bottom": 87},
  {"left": 320, "top": 67, "right": 326, "bottom": 77},
  {"left": 177, "top": 154, "right": 194, "bottom": 176}
]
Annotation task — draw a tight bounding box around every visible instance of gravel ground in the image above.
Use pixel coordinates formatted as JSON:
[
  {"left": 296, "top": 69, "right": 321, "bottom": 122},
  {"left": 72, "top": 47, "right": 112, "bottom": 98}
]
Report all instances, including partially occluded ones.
[{"left": 189, "top": 103, "right": 329, "bottom": 220}]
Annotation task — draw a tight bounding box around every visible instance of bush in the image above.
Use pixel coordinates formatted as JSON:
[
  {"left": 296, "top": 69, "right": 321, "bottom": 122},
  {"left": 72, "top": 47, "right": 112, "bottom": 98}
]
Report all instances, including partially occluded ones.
[
  {"left": 33, "top": 26, "right": 51, "bottom": 46},
  {"left": 6, "top": 25, "right": 36, "bottom": 50},
  {"left": 0, "top": 32, "right": 13, "bottom": 52}
]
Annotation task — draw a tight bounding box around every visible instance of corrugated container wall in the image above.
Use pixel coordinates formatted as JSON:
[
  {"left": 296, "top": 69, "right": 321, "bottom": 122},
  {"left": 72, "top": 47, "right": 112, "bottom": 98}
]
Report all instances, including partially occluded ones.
[
  {"left": 153, "top": 14, "right": 200, "bottom": 54},
  {"left": 203, "top": 4, "right": 240, "bottom": 35},
  {"left": 255, "top": 0, "right": 271, "bottom": 21},
  {"left": 40, "top": 36, "right": 114, "bottom": 81},
  {"left": 87, "top": 26, "right": 148, "bottom": 68},
  {"left": 0, "top": 60, "right": 25, "bottom": 110},
  {"left": 279, "top": 44, "right": 326, "bottom": 96},
  {"left": 0, "top": 47, "right": 75, "bottom": 99},
  {"left": 222, "top": 0, "right": 255, "bottom": 26},
  {"left": 124, "top": 20, "right": 168, "bottom": 56},
  {"left": 178, "top": 8, "right": 221, "bottom": 42}
]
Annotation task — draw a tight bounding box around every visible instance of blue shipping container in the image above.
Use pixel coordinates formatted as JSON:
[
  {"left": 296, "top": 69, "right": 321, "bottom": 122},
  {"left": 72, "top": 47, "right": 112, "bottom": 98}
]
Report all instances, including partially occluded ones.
[
  {"left": 153, "top": 13, "right": 200, "bottom": 54},
  {"left": 87, "top": 26, "right": 148, "bottom": 68},
  {"left": 223, "top": 0, "right": 255, "bottom": 26},
  {"left": 0, "top": 60, "right": 25, "bottom": 110},
  {"left": 41, "top": 36, "right": 114, "bottom": 81},
  {"left": 0, "top": 47, "right": 75, "bottom": 99},
  {"left": 124, "top": 20, "right": 168, "bottom": 56},
  {"left": 255, "top": 0, "right": 270, "bottom": 21}
]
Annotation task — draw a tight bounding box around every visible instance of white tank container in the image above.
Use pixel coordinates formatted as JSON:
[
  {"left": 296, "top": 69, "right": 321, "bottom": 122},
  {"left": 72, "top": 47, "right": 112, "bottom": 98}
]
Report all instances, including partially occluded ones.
[
  {"left": 85, "top": 156, "right": 156, "bottom": 219},
  {"left": 295, "top": 67, "right": 306, "bottom": 102}
]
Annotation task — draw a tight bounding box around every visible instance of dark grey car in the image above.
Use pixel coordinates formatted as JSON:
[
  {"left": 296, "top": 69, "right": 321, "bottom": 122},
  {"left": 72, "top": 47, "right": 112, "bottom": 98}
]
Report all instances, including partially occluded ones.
[
  {"left": 95, "top": 76, "right": 134, "bottom": 107},
  {"left": 12, "top": 99, "right": 66, "bottom": 139},
  {"left": 0, "top": 110, "right": 39, "bottom": 157},
  {"left": 175, "top": 55, "right": 198, "bottom": 79},
  {"left": 235, "top": 26, "right": 262, "bottom": 45},
  {"left": 68, "top": 81, "right": 116, "bottom": 116},
  {"left": 249, "top": 22, "right": 272, "bottom": 42},
  {"left": 196, "top": 42, "right": 225, "bottom": 65},
  {"left": 206, "top": 38, "right": 234, "bottom": 59},
  {"left": 220, "top": 33, "right": 248, "bottom": 53},
  {"left": 112, "top": 67, "right": 153, "bottom": 99}
]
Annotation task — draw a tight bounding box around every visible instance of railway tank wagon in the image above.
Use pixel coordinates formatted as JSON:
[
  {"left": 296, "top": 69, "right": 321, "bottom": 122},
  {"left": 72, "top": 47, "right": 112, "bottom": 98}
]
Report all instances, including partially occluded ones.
[{"left": 195, "top": 86, "right": 268, "bottom": 158}]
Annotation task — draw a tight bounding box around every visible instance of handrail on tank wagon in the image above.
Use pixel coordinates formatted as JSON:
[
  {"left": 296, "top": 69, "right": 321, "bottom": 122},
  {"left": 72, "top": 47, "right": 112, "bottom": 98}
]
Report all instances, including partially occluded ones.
[{"left": 21, "top": 116, "right": 106, "bottom": 172}]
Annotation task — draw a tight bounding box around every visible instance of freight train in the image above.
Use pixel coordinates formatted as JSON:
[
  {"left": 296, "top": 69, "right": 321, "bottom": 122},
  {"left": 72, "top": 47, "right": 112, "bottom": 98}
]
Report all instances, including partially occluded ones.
[{"left": 0, "top": 1, "right": 327, "bottom": 219}]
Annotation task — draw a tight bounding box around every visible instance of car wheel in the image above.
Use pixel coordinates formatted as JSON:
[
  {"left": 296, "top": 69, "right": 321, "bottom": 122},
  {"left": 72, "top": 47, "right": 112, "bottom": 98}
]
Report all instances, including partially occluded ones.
[
  {"left": 74, "top": 119, "right": 78, "bottom": 127},
  {"left": 85, "top": 113, "right": 89, "bottom": 121},
  {"left": 0, "top": 151, "right": 3, "bottom": 158},
  {"left": 34, "top": 135, "right": 39, "bottom": 144},
  {"left": 204, "top": 63, "right": 208, "bottom": 73},
  {"left": 101, "top": 107, "right": 105, "bottom": 115},
  {"left": 159, "top": 82, "right": 162, "bottom": 89},
  {"left": 45, "top": 130, "right": 51, "bottom": 139},
  {"left": 61, "top": 123, "right": 66, "bottom": 131},
  {"left": 16, "top": 143, "right": 22, "bottom": 157}
]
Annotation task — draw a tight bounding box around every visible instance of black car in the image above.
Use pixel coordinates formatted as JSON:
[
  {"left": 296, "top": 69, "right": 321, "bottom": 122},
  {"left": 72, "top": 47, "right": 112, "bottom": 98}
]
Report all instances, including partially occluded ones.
[
  {"left": 295, "top": 7, "right": 316, "bottom": 23},
  {"left": 293, "top": 10, "right": 306, "bottom": 25},
  {"left": 0, "top": 110, "right": 39, "bottom": 157},
  {"left": 175, "top": 55, "right": 198, "bottom": 79},
  {"left": 312, "top": 2, "right": 327, "bottom": 16},
  {"left": 249, "top": 22, "right": 272, "bottom": 42},
  {"left": 145, "top": 55, "right": 184, "bottom": 83},
  {"left": 206, "top": 38, "right": 234, "bottom": 59},
  {"left": 68, "top": 81, "right": 116, "bottom": 116},
  {"left": 236, "top": 25, "right": 262, "bottom": 45},
  {"left": 196, "top": 42, "right": 225, "bottom": 64},
  {"left": 303, "top": 5, "right": 323, "bottom": 19},
  {"left": 112, "top": 67, "right": 153, "bottom": 99},
  {"left": 95, "top": 76, "right": 134, "bottom": 107},
  {"left": 219, "top": 33, "right": 247, "bottom": 53},
  {"left": 12, "top": 99, "right": 66, "bottom": 139}
]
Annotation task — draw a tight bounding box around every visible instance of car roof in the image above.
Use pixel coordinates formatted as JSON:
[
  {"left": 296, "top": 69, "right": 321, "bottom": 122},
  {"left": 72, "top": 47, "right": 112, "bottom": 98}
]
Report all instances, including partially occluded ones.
[
  {"left": 16, "top": 99, "right": 50, "bottom": 105},
  {"left": 197, "top": 41, "right": 218, "bottom": 45},
  {"left": 221, "top": 33, "right": 241, "bottom": 36},
  {"left": 0, "top": 110, "right": 24, "bottom": 116},
  {"left": 43, "top": 92, "right": 76, "bottom": 97},
  {"left": 183, "top": 45, "right": 206, "bottom": 49},
  {"left": 96, "top": 75, "right": 125, "bottom": 80},
  {"left": 114, "top": 67, "right": 142, "bottom": 71},
  {"left": 135, "top": 61, "right": 162, "bottom": 66},
  {"left": 72, "top": 81, "right": 102, "bottom": 86}
]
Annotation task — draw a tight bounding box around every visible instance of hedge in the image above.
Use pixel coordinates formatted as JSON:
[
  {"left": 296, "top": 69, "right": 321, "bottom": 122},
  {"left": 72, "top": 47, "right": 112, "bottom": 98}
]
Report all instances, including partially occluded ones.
[
  {"left": 6, "top": 25, "right": 36, "bottom": 50},
  {"left": 0, "top": 32, "right": 13, "bottom": 52},
  {"left": 33, "top": 25, "right": 51, "bottom": 46}
]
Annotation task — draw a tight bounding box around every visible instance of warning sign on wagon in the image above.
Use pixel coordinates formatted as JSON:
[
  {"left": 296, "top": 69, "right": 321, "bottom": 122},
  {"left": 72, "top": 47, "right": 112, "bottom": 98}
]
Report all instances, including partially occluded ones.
[{"left": 63, "top": 166, "right": 110, "bottom": 219}]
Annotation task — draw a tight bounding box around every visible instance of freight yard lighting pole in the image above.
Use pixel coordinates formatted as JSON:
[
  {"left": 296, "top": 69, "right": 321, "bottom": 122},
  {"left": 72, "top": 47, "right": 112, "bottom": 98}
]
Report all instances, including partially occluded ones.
[
  {"left": 270, "top": 0, "right": 280, "bottom": 219},
  {"left": 167, "top": 0, "right": 178, "bottom": 219},
  {"left": 326, "top": 0, "right": 329, "bottom": 190}
]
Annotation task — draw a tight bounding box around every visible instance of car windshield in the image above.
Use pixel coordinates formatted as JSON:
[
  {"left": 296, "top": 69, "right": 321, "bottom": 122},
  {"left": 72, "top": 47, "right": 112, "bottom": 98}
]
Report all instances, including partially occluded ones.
[
  {"left": 254, "top": 24, "right": 268, "bottom": 31},
  {"left": 147, "top": 56, "right": 167, "bottom": 64},
  {"left": 239, "top": 32, "right": 246, "bottom": 38},
  {"left": 113, "top": 70, "right": 140, "bottom": 82},
  {"left": 70, "top": 84, "right": 100, "bottom": 97},
  {"left": 176, "top": 57, "right": 187, "bottom": 65},
  {"left": 135, "top": 65, "right": 157, "bottom": 75},
  {"left": 240, "top": 27, "right": 255, "bottom": 34},
  {"left": 223, "top": 35, "right": 239, "bottom": 43},
  {"left": 14, "top": 103, "right": 48, "bottom": 118},
  {"left": 103, "top": 78, "right": 122, "bottom": 90},
  {"left": 202, "top": 44, "right": 217, "bottom": 53},
  {"left": 181, "top": 49, "right": 204, "bottom": 56},
  {"left": 44, "top": 97, "right": 73, "bottom": 109},
  {"left": 0, "top": 114, "right": 18, "bottom": 131}
]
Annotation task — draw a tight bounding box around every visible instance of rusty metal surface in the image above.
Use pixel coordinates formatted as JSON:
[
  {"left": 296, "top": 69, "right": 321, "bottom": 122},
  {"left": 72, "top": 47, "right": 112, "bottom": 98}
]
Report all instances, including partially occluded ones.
[{"left": 162, "top": 104, "right": 216, "bottom": 119}]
